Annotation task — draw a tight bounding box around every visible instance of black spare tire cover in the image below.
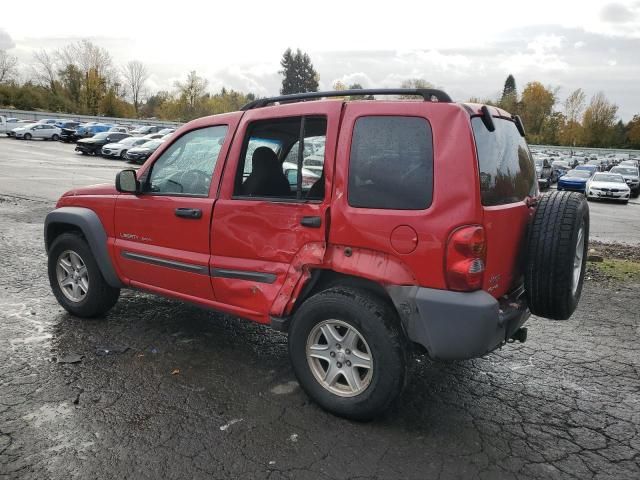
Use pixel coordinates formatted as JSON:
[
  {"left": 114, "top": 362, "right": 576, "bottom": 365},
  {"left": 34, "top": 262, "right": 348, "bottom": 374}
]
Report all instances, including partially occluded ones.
[{"left": 525, "top": 191, "right": 589, "bottom": 320}]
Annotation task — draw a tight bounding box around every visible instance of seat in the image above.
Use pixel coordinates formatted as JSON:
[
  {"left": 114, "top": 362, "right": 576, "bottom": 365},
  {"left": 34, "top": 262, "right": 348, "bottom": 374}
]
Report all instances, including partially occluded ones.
[
  {"left": 241, "top": 147, "right": 291, "bottom": 197},
  {"left": 307, "top": 173, "right": 325, "bottom": 199}
]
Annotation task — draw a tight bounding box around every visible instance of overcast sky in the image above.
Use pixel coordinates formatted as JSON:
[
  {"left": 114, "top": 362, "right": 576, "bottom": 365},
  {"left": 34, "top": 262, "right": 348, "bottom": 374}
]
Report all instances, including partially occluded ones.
[{"left": 1, "top": 0, "right": 639, "bottom": 120}]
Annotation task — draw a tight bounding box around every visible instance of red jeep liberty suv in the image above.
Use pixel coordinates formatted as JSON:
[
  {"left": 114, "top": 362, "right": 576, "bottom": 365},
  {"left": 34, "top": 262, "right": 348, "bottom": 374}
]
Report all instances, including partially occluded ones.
[{"left": 45, "top": 89, "right": 589, "bottom": 420}]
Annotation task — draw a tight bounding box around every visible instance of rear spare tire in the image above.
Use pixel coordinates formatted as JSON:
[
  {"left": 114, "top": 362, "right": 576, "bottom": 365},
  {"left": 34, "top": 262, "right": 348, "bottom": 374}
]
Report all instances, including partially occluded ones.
[{"left": 525, "top": 191, "right": 589, "bottom": 320}]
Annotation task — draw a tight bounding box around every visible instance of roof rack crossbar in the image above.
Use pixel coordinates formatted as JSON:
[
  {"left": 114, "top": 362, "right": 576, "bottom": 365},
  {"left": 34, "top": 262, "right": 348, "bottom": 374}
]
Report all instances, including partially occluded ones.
[{"left": 240, "top": 88, "right": 452, "bottom": 110}]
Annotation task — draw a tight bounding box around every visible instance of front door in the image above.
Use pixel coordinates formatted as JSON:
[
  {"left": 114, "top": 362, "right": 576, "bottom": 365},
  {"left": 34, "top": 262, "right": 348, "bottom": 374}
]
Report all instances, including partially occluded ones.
[
  {"left": 210, "top": 102, "right": 342, "bottom": 322},
  {"left": 113, "top": 121, "right": 236, "bottom": 301}
]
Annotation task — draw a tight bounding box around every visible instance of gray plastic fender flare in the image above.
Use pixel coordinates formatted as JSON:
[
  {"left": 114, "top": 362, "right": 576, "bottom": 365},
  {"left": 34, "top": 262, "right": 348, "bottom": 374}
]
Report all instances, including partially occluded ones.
[{"left": 44, "top": 206, "right": 124, "bottom": 288}]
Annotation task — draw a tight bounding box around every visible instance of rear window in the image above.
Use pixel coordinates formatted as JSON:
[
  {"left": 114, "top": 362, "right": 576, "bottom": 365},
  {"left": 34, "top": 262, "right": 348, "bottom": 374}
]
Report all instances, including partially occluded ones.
[
  {"left": 348, "top": 116, "right": 433, "bottom": 210},
  {"left": 472, "top": 117, "right": 537, "bottom": 206}
]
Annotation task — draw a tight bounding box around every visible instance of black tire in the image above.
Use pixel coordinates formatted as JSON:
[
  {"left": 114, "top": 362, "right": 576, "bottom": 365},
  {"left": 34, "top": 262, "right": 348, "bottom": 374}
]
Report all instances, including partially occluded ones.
[
  {"left": 288, "top": 287, "right": 407, "bottom": 421},
  {"left": 48, "top": 233, "right": 120, "bottom": 318},
  {"left": 51, "top": 134, "right": 59, "bottom": 141},
  {"left": 120, "top": 150, "right": 127, "bottom": 159},
  {"left": 525, "top": 191, "right": 589, "bottom": 320},
  {"left": 24, "top": 133, "right": 32, "bottom": 140}
]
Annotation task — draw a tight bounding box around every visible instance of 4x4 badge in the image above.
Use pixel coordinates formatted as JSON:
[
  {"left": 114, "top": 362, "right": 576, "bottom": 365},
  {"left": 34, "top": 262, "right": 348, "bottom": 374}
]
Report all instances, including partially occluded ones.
[{"left": 120, "top": 233, "right": 153, "bottom": 242}]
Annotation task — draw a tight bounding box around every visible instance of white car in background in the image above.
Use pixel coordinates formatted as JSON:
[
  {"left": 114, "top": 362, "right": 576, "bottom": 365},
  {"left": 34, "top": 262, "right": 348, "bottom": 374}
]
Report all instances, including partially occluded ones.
[
  {"left": 13, "top": 123, "right": 61, "bottom": 140},
  {"left": 586, "top": 172, "right": 631, "bottom": 204},
  {"left": 101, "top": 136, "right": 149, "bottom": 159},
  {"left": 0, "top": 116, "right": 21, "bottom": 134}
]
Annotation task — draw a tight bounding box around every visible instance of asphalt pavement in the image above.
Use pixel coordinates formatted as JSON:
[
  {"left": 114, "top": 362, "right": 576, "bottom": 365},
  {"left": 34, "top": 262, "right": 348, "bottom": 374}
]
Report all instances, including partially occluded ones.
[{"left": 1, "top": 137, "right": 639, "bottom": 479}]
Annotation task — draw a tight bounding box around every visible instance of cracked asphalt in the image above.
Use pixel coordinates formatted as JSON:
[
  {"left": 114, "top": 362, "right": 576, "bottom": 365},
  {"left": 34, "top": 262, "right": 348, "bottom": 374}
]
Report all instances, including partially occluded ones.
[{"left": 1, "top": 138, "right": 639, "bottom": 479}]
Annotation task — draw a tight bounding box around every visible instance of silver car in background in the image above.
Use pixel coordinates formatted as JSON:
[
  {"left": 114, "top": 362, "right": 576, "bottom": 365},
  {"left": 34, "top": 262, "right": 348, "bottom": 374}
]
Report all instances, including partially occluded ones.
[
  {"left": 609, "top": 166, "right": 640, "bottom": 197},
  {"left": 101, "top": 136, "right": 149, "bottom": 159},
  {"left": 586, "top": 172, "right": 631, "bottom": 204},
  {"left": 13, "top": 123, "right": 62, "bottom": 140}
]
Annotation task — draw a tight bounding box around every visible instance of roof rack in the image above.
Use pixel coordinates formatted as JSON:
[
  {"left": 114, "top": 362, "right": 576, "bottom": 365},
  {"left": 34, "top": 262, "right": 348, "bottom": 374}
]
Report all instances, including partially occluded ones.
[{"left": 240, "top": 88, "right": 453, "bottom": 111}]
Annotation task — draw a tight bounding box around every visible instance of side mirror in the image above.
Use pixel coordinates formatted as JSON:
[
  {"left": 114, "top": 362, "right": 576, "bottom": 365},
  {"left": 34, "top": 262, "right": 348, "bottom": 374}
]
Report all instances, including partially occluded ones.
[{"left": 116, "top": 169, "right": 139, "bottom": 194}]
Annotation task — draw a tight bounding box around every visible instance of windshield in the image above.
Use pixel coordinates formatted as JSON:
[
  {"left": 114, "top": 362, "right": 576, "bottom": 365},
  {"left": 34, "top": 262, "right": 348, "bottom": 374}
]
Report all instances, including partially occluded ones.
[
  {"left": 141, "top": 140, "right": 163, "bottom": 149},
  {"left": 93, "top": 133, "right": 109, "bottom": 140},
  {"left": 565, "top": 170, "right": 591, "bottom": 179},
  {"left": 611, "top": 167, "right": 637, "bottom": 175},
  {"left": 118, "top": 137, "right": 138, "bottom": 146},
  {"left": 593, "top": 174, "right": 624, "bottom": 183}
]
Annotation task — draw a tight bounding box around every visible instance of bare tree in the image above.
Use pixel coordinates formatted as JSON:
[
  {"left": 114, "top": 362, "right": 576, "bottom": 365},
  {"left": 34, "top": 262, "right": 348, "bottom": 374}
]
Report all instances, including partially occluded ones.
[
  {"left": 175, "top": 71, "right": 208, "bottom": 109},
  {"left": 122, "top": 60, "right": 149, "bottom": 116},
  {"left": 57, "top": 40, "right": 116, "bottom": 84},
  {"left": 32, "top": 49, "right": 58, "bottom": 92},
  {"left": 564, "top": 88, "right": 586, "bottom": 124},
  {"left": 582, "top": 92, "right": 618, "bottom": 147},
  {"left": 0, "top": 49, "right": 18, "bottom": 83},
  {"left": 400, "top": 78, "right": 434, "bottom": 98}
]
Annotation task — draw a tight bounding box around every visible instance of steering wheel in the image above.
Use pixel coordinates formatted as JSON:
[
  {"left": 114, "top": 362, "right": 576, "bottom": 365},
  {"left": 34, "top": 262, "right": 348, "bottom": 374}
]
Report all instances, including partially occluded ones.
[{"left": 179, "top": 169, "right": 210, "bottom": 194}]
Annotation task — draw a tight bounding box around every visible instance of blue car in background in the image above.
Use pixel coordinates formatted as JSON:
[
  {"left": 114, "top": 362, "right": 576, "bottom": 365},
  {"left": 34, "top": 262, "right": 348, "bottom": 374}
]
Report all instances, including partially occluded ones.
[
  {"left": 574, "top": 164, "right": 599, "bottom": 175},
  {"left": 557, "top": 169, "right": 593, "bottom": 193},
  {"left": 75, "top": 123, "right": 113, "bottom": 139}
]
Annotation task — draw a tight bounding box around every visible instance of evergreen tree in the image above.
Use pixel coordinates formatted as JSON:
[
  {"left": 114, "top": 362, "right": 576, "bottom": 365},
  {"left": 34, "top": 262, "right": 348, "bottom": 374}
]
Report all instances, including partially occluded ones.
[
  {"left": 499, "top": 74, "right": 518, "bottom": 112},
  {"left": 279, "top": 48, "right": 319, "bottom": 95}
]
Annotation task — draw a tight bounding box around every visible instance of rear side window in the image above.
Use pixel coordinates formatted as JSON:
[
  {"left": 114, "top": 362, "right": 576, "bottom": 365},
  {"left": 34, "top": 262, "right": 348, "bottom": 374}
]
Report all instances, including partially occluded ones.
[
  {"left": 472, "top": 117, "right": 537, "bottom": 206},
  {"left": 348, "top": 116, "right": 433, "bottom": 210}
]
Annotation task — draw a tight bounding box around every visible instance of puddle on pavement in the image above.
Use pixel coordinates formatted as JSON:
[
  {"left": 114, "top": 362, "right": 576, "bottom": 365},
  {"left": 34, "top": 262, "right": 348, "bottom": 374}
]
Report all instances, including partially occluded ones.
[
  {"left": 270, "top": 381, "right": 299, "bottom": 395},
  {"left": 22, "top": 402, "right": 74, "bottom": 428}
]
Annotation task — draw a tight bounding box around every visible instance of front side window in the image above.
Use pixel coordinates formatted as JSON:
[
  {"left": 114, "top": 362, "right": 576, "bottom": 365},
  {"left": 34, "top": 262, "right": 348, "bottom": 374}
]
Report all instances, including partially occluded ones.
[
  {"left": 472, "top": 117, "right": 537, "bottom": 206},
  {"left": 146, "top": 126, "right": 227, "bottom": 196},
  {"left": 348, "top": 116, "right": 433, "bottom": 210}
]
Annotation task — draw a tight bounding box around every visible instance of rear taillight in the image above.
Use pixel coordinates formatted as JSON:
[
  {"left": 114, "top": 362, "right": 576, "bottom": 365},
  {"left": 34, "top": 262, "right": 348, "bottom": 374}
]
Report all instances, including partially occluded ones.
[{"left": 445, "top": 225, "right": 486, "bottom": 291}]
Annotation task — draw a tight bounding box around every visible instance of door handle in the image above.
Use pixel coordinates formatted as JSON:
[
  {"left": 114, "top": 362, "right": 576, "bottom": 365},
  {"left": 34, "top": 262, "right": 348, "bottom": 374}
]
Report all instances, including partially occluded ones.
[
  {"left": 300, "top": 216, "right": 322, "bottom": 228},
  {"left": 175, "top": 208, "right": 202, "bottom": 219}
]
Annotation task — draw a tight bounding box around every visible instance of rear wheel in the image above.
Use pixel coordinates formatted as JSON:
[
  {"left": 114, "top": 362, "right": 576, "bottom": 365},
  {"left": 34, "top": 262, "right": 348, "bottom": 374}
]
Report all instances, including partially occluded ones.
[
  {"left": 288, "top": 287, "right": 407, "bottom": 421},
  {"left": 48, "top": 233, "right": 120, "bottom": 318},
  {"left": 525, "top": 191, "right": 589, "bottom": 320}
]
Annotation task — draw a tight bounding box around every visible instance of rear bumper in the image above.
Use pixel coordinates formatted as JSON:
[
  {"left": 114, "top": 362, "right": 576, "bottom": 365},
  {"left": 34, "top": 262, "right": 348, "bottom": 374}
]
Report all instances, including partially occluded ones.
[
  {"left": 587, "top": 190, "right": 629, "bottom": 200},
  {"left": 387, "top": 285, "right": 530, "bottom": 360},
  {"left": 75, "top": 144, "right": 98, "bottom": 154}
]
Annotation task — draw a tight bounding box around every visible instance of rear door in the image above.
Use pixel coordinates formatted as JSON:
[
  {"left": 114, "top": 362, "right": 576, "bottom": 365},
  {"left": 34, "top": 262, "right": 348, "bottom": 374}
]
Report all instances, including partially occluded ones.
[
  {"left": 210, "top": 101, "right": 342, "bottom": 322},
  {"left": 471, "top": 115, "right": 537, "bottom": 297},
  {"left": 113, "top": 117, "right": 239, "bottom": 300}
]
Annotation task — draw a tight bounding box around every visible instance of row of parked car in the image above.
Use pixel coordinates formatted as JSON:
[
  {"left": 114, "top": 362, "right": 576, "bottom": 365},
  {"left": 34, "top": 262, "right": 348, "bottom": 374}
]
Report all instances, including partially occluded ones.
[
  {"left": 531, "top": 149, "right": 639, "bottom": 204},
  {"left": 1, "top": 116, "right": 176, "bottom": 164}
]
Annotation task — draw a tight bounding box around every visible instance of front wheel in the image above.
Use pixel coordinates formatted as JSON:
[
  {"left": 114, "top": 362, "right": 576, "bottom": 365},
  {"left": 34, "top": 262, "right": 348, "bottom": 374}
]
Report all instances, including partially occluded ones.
[
  {"left": 24, "top": 133, "right": 32, "bottom": 140},
  {"left": 51, "top": 134, "right": 60, "bottom": 141},
  {"left": 288, "top": 287, "right": 407, "bottom": 421},
  {"left": 48, "top": 233, "right": 120, "bottom": 318}
]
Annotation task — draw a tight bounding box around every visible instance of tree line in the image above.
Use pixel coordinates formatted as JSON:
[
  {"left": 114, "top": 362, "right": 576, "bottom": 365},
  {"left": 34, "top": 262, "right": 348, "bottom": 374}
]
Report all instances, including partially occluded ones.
[
  {"left": 479, "top": 74, "right": 640, "bottom": 149},
  {"left": 1, "top": 43, "right": 639, "bottom": 148}
]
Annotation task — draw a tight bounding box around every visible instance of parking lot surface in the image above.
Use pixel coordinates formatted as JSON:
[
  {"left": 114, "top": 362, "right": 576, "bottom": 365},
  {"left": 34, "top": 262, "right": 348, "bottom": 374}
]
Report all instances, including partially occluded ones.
[{"left": 1, "top": 137, "right": 639, "bottom": 479}]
